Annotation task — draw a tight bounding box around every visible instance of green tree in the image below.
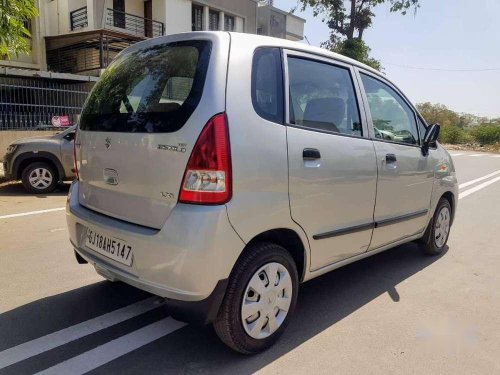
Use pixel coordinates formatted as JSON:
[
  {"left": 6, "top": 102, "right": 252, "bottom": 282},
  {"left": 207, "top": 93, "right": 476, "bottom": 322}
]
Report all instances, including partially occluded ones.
[
  {"left": 332, "top": 38, "right": 382, "bottom": 70},
  {"left": 295, "top": 0, "right": 420, "bottom": 70},
  {"left": 472, "top": 124, "right": 500, "bottom": 145},
  {"left": 416, "top": 102, "right": 461, "bottom": 128},
  {"left": 0, "top": 0, "right": 38, "bottom": 59}
]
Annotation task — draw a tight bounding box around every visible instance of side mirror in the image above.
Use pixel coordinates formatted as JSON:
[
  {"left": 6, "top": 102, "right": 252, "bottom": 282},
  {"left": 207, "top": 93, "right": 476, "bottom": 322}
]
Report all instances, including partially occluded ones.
[
  {"left": 422, "top": 123, "right": 440, "bottom": 154},
  {"left": 64, "top": 132, "right": 75, "bottom": 141}
]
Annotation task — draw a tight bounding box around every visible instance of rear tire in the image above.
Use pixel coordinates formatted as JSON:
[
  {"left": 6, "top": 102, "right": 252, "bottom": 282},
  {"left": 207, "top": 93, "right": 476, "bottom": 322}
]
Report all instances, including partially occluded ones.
[
  {"left": 21, "top": 162, "right": 57, "bottom": 194},
  {"left": 419, "top": 198, "right": 452, "bottom": 255},
  {"left": 213, "top": 242, "right": 298, "bottom": 354}
]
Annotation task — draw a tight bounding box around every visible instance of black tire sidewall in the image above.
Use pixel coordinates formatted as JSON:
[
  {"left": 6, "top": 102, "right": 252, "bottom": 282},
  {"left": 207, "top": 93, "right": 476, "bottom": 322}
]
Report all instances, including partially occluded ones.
[
  {"left": 217, "top": 243, "right": 299, "bottom": 353},
  {"left": 425, "top": 199, "right": 452, "bottom": 254},
  {"left": 21, "top": 162, "right": 57, "bottom": 194}
]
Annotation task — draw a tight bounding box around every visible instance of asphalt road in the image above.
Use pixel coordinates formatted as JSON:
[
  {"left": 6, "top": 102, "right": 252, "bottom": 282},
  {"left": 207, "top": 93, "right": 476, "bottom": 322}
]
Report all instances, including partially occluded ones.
[{"left": 1, "top": 150, "right": 499, "bottom": 374}]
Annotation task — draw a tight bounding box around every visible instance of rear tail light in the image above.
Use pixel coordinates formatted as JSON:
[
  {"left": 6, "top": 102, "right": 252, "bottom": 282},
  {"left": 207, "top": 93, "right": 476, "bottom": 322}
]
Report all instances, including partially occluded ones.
[
  {"left": 179, "top": 113, "right": 232, "bottom": 205},
  {"left": 73, "top": 129, "right": 79, "bottom": 180}
]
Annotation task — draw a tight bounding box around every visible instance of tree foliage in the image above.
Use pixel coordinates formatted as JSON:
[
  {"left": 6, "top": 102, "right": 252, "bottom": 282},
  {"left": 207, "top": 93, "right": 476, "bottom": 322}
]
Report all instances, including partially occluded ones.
[
  {"left": 0, "top": 0, "right": 38, "bottom": 59},
  {"left": 295, "top": 0, "right": 420, "bottom": 70},
  {"left": 416, "top": 102, "right": 500, "bottom": 145},
  {"left": 327, "top": 38, "right": 382, "bottom": 70}
]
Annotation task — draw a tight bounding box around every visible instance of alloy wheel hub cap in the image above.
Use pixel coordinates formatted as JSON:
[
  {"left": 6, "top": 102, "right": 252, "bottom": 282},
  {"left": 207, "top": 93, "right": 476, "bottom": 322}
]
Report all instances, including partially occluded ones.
[{"left": 28, "top": 168, "right": 53, "bottom": 189}]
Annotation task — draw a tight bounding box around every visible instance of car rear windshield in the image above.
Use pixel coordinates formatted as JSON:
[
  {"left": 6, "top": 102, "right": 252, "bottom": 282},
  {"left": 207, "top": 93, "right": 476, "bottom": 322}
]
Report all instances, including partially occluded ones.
[{"left": 80, "top": 40, "right": 211, "bottom": 133}]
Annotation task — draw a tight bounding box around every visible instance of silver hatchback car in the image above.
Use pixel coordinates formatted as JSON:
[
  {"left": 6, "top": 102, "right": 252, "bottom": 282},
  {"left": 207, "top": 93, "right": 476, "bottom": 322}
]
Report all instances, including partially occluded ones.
[{"left": 67, "top": 32, "right": 458, "bottom": 354}]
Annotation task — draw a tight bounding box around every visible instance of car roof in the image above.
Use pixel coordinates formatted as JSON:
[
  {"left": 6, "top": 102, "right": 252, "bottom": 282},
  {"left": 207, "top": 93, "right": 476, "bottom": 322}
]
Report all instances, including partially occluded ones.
[{"left": 227, "top": 32, "right": 383, "bottom": 77}]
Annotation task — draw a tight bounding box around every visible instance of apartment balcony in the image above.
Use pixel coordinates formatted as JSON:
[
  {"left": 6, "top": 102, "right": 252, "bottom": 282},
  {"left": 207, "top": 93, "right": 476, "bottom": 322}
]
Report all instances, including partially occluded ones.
[
  {"left": 45, "top": 30, "right": 142, "bottom": 75},
  {"left": 103, "top": 8, "right": 164, "bottom": 38},
  {"left": 47, "top": 6, "right": 165, "bottom": 75},
  {"left": 70, "top": 6, "right": 164, "bottom": 38}
]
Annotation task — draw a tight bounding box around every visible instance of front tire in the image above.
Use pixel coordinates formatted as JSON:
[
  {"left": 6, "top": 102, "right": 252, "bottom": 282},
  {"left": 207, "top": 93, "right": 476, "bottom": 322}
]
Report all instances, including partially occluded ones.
[
  {"left": 213, "top": 242, "right": 299, "bottom": 354},
  {"left": 420, "top": 198, "right": 452, "bottom": 255},
  {"left": 21, "top": 162, "right": 57, "bottom": 194}
]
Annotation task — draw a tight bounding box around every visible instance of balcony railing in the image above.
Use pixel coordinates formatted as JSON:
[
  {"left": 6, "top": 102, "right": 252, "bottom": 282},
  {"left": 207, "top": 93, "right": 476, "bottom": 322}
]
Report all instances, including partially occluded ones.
[
  {"left": 70, "top": 6, "right": 88, "bottom": 31},
  {"left": 104, "top": 8, "right": 164, "bottom": 38}
]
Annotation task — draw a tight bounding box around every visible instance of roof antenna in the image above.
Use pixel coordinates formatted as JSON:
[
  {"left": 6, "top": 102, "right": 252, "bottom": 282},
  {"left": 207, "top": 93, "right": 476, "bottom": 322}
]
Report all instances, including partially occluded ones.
[{"left": 304, "top": 35, "right": 311, "bottom": 45}]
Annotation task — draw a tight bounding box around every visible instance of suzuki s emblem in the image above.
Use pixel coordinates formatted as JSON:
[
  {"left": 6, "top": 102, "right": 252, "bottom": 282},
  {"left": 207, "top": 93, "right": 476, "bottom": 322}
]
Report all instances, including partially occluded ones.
[{"left": 105, "top": 137, "right": 111, "bottom": 149}]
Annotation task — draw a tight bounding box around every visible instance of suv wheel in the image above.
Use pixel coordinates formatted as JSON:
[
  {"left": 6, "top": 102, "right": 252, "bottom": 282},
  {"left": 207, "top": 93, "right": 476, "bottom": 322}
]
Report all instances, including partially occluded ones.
[
  {"left": 214, "top": 242, "right": 298, "bottom": 354},
  {"left": 21, "top": 162, "right": 58, "bottom": 194},
  {"left": 420, "top": 198, "right": 452, "bottom": 255}
]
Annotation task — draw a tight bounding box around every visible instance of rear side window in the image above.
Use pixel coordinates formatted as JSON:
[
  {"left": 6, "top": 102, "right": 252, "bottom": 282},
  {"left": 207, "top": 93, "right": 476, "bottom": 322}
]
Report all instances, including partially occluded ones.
[
  {"left": 251, "top": 48, "right": 284, "bottom": 124},
  {"left": 80, "top": 41, "right": 211, "bottom": 133},
  {"left": 287, "top": 57, "right": 362, "bottom": 136}
]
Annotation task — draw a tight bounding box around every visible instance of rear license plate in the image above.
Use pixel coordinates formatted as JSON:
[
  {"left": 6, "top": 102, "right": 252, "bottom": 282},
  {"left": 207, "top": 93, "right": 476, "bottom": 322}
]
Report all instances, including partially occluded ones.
[{"left": 85, "top": 228, "right": 133, "bottom": 266}]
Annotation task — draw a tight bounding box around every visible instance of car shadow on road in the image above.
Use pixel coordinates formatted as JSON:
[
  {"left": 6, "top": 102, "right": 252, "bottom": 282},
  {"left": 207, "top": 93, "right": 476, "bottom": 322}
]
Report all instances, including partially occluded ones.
[
  {"left": 0, "top": 181, "right": 70, "bottom": 197},
  {"left": 0, "top": 243, "right": 447, "bottom": 374}
]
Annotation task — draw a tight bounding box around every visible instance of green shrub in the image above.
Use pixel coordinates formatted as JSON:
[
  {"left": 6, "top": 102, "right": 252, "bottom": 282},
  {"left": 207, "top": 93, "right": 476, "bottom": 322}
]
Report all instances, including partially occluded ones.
[
  {"left": 439, "top": 126, "right": 466, "bottom": 144},
  {"left": 471, "top": 124, "right": 500, "bottom": 145}
]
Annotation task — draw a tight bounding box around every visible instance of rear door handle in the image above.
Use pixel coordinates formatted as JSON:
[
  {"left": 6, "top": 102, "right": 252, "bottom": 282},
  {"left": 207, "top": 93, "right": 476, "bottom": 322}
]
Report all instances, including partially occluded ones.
[
  {"left": 303, "top": 148, "right": 321, "bottom": 160},
  {"left": 385, "top": 153, "right": 397, "bottom": 163}
]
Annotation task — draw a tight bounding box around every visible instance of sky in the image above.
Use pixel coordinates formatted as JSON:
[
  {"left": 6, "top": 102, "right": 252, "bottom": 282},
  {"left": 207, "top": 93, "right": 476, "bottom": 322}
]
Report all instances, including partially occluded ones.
[{"left": 273, "top": 0, "right": 500, "bottom": 118}]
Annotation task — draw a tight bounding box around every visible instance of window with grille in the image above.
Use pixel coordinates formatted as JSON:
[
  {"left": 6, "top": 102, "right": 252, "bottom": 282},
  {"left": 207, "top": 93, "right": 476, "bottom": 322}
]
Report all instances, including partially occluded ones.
[
  {"left": 209, "top": 10, "right": 219, "bottom": 30},
  {"left": 192, "top": 5, "right": 203, "bottom": 31},
  {"left": 224, "top": 15, "right": 235, "bottom": 31}
]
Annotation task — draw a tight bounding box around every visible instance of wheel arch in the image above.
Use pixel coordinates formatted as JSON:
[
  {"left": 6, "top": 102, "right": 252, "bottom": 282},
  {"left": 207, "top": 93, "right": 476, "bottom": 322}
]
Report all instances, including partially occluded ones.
[
  {"left": 14, "top": 152, "right": 64, "bottom": 182},
  {"left": 244, "top": 228, "right": 307, "bottom": 282},
  {"left": 441, "top": 191, "right": 455, "bottom": 224}
]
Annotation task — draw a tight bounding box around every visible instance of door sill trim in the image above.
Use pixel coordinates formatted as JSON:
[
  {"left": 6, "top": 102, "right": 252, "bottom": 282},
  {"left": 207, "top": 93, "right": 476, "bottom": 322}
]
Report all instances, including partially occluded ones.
[
  {"left": 313, "top": 209, "right": 428, "bottom": 241},
  {"left": 307, "top": 230, "right": 424, "bottom": 275}
]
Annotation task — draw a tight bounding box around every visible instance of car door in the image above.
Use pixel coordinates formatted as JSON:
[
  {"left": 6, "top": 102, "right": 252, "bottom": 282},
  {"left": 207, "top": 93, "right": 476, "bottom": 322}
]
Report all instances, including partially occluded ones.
[
  {"left": 284, "top": 50, "right": 378, "bottom": 271},
  {"left": 60, "top": 129, "right": 75, "bottom": 178},
  {"left": 357, "top": 70, "right": 434, "bottom": 249}
]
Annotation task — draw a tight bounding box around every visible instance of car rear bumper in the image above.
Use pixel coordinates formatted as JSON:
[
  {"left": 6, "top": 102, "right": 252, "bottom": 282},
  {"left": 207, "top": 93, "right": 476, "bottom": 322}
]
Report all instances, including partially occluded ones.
[{"left": 66, "top": 181, "right": 244, "bottom": 321}]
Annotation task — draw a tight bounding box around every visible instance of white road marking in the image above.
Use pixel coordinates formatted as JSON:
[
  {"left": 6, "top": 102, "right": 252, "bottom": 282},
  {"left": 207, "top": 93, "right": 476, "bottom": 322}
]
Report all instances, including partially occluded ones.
[
  {"left": 459, "top": 176, "right": 500, "bottom": 200},
  {"left": 449, "top": 153, "right": 464, "bottom": 156},
  {"left": 0, "top": 207, "right": 65, "bottom": 220},
  {"left": 36, "top": 317, "right": 186, "bottom": 375},
  {"left": 492, "top": 155, "right": 500, "bottom": 158},
  {"left": 469, "top": 154, "right": 487, "bottom": 157},
  {"left": 49, "top": 228, "right": 66, "bottom": 233},
  {"left": 459, "top": 170, "right": 500, "bottom": 189},
  {"left": 0, "top": 297, "right": 163, "bottom": 370}
]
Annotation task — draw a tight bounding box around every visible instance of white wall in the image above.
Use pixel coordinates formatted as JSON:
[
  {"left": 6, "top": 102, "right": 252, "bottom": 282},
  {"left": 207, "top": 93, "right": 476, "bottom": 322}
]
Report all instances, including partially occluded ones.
[
  {"left": 152, "top": 0, "right": 167, "bottom": 26},
  {"left": 124, "top": 0, "right": 144, "bottom": 17},
  {"left": 163, "top": 0, "right": 191, "bottom": 35},
  {"left": 286, "top": 14, "right": 304, "bottom": 40},
  {"left": 235, "top": 16, "right": 244, "bottom": 32}
]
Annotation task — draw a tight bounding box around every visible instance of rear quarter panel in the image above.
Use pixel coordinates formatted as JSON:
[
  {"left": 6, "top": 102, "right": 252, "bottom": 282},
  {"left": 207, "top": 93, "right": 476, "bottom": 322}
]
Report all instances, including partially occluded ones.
[{"left": 225, "top": 34, "right": 310, "bottom": 271}]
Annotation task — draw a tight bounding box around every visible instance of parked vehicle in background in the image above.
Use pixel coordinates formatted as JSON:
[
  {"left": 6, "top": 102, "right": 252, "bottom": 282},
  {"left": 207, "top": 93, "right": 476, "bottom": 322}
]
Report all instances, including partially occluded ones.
[
  {"left": 2, "top": 126, "right": 76, "bottom": 193},
  {"left": 66, "top": 32, "right": 458, "bottom": 354}
]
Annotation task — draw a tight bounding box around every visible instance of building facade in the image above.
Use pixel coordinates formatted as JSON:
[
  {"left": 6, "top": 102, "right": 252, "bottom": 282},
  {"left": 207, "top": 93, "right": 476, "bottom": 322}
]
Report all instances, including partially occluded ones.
[{"left": 0, "top": 0, "right": 305, "bottom": 130}]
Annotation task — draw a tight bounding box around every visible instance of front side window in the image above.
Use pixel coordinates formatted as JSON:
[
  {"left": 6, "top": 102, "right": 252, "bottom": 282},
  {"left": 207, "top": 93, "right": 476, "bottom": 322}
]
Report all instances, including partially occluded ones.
[
  {"left": 251, "top": 48, "right": 284, "bottom": 123},
  {"left": 361, "top": 74, "right": 419, "bottom": 145},
  {"left": 417, "top": 117, "right": 427, "bottom": 144},
  {"left": 288, "top": 57, "right": 362, "bottom": 136},
  {"left": 80, "top": 41, "right": 211, "bottom": 133}
]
